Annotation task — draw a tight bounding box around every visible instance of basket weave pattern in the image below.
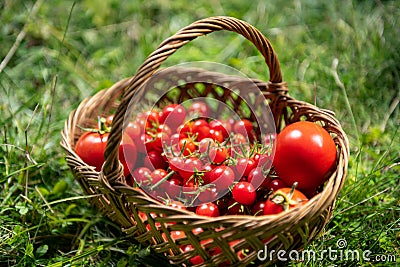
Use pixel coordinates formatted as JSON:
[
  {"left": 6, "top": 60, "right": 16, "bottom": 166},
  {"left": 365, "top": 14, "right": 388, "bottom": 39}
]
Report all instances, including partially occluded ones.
[{"left": 61, "top": 16, "right": 349, "bottom": 266}]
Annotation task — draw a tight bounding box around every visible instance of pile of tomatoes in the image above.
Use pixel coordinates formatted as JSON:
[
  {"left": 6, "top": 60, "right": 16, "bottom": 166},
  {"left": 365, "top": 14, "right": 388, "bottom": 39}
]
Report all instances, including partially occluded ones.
[
  {"left": 74, "top": 99, "right": 338, "bottom": 265},
  {"left": 75, "top": 101, "right": 337, "bottom": 218}
]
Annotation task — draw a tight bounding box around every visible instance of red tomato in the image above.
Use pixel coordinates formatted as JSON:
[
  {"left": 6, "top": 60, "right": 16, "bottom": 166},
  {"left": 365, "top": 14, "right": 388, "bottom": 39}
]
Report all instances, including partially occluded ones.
[
  {"left": 179, "top": 157, "right": 203, "bottom": 181},
  {"left": 269, "top": 179, "right": 288, "bottom": 191},
  {"left": 75, "top": 131, "right": 108, "bottom": 172},
  {"left": 201, "top": 163, "right": 217, "bottom": 184},
  {"left": 196, "top": 202, "right": 220, "bottom": 217},
  {"left": 209, "top": 129, "right": 224, "bottom": 143},
  {"left": 247, "top": 167, "right": 268, "bottom": 189},
  {"left": 209, "top": 119, "right": 231, "bottom": 138},
  {"left": 159, "top": 104, "right": 186, "bottom": 129},
  {"left": 143, "top": 150, "right": 167, "bottom": 170},
  {"left": 233, "top": 119, "right": 253, "bottom": 137},
  {"left": 144, "top": 110, "right": 160, "bottom": 130},
  {"left": 75, "top": 131, "right": 137, "bottom": 177},
  {"left": 197, "top": 186, "right": 218, "bottom": 203},
  {"left": 162, "top": 175, "right": 183, "bottom": 199},
  {"left": 232, "top": 181, "right": 256, "bottom": 205},
  {"left": 188, "top": 101, "right": 210, "bottom": 117},
  {"left": 156, "top": 124, "right": 172, "bottom": 136},
  {"left": 198, "top": 138, "right": 215, "bottom": 154},
  {"left": 192, "top": 119, "right": 210, "bottom": 141},
  {"left": 178, "top": 138, "right": 197, "bottom": 156},
  {"left": 273, "top": 121, "right": 337, "bottom": 191},
  {"left": 209, "top": 165, "right": 235, "bottom": 190},
  {"left": 132, "top": 167, "right": 152, "bottom": 186},
  {"left": 150, "top": 169, "right": 168, "bottom": 184},
  {"left": 235, "top": 158, "right": 257, "bottom": 178},
  {"left": 208, "top": 146, "right": 229, "bottom": 164},
  {"left": 263, "top": 187, "right": 308, "bottom": 215},
  {"left": 125, "top": 121, "right": 142, "bottom": 143},
  {"left": 252, "top": 201, "right": 266, "bottom": 216},
  {"left": 226, "top": 199, "right": 246, "bottom": 215},
  {"left": 145, "top": 131, "right": 169, "bottom": 152}
]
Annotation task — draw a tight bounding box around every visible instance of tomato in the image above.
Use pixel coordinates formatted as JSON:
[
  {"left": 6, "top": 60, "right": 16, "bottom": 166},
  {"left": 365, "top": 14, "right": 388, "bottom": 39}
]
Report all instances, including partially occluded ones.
[
  {"left": 247, "top": 167, "right": 268, "bottom": 189},
  {"left": 226, "top": 199, "right": 246, "bottom": 215},
  {"left": 124, "top": 121, "right": 142, "bottom": 141},
  {"left": 273, "top": 121, "right": 337, "bottom": 191},
  {"left": 263, "top": 186, "right": 308, "bottom": 215},
  {"left": 119, "top": 135, "right": 138, "bottom": 177},
  {"left": 168, "top": 156, "right": 185, "bottom": 172},
  {"left": 192, "top": 119, "right": 210, "bottom": 141},
  {"left": 144, "top": 110, "right": 160, "bottom": 130},
  {"left": 162, "top": 176, "right": 183, "bottom": 199},
  {"left": 188, "top": 101, "right": 210, "bottom": 117},
  {"left": 150, "top": 169, "right": 168, "bottom": 184},
  {"left": 232, "top": 181, "right": 256, "bottom": 205},
  {"left": 198, "top": 138, "right": 215, "bottom": 154},
  {"left": 263, "top": 198, "right": 284, "bottom": 215},
  {"left": 201, "top": 163, "right": 217, "bottom": 184},
  {"left": 209, "top": 119, "right": 231, "bottom": 138},
  {"left": 269, "top": 179, "right": 288, "bottom": 191},
  {"left": 159, "top": 104, "right": 187, "bottom": 130},
  {"left": 155, "top": 123, "right": 172, "bottom": 136},
  {"left": 252, "top": 201, "right": 266, "bottom": 216},
  {"left": 209, "top": 129, "right": 224, "bottom": 143},
  {"left": 75, "top": 131, "right": 108, "bottom": 172},
  {"left": 75, "top": 130, "right": 137, "bottom": 177},
  {"left": 253, "top": 153, "right": 271, "bottom": 169},
  {"left": 196, "top": 202, "right": 220, "bottom": 217},
  {"left": 143, "top": 150, "right": 167, "bottom": 170},
  {"left": 233, "top": 119, "right": 253, "bottom": 137},
  {"left": 197, "top": 185, "right": 218, "bottom": 203},
  {"left": 177, "top": 121, "right": 192, "bottom": 137},
  {"left": 214, "top": 195, "right": 230, "bottom": 211},
  {"left": 178, "top": 138, "right": 197, "bottom": 156},
  {"left": 209, "top": 165, "right": 235, "bottom": 190},
  {"left": 132, "top": 167, "right": 152, "bottom": 186},
  {"left": 145, "top": 131, "right": 169, "bottom": 152},
  {"left": 181, "top": 245, "right": 204, "bottom": 265},
  {"left": 208, "top": 146, "right": 229, "bottom": 164},
  {"left": 179, "top": 157, "right": 203, "bottom": 181},
  {"left": 170, "top": 230, "right": 186, "bottom": 241},
  {"left": 235, "top": 158, "right": 257, "bottom": 178}
]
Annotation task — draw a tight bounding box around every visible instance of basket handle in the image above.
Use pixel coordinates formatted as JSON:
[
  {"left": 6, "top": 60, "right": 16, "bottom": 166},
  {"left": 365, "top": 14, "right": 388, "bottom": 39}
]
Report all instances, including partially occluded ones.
[{"left": 103, "top": 16, "right": 284, "bottom": 180}]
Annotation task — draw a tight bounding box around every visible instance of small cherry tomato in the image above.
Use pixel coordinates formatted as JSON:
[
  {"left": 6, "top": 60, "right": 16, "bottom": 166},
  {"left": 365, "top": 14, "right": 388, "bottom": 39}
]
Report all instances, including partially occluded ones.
[
  {"left": 209, "top": 165, "right": 235, "bottom": 190},
  {"left": 232, "top": 181, "right": 256, "bottom": 205},
  {"left": 233, "top": 119, "right": 253, "bottom": 137},
  {"left": 159, "top": 104, "right": 186, "bottom": 131},
  {"left": 196, "top": 202, "right": 220, "bottom": 217},
  {"left": 235, "top": 158, "right": 257, "bottom": 178},
  {"left": 209, "top": 119, "right": 231, "bottom": 138},
  {"left": 188, "top": 101, "right": 210, "bottom": 117},
  {"left": 178, "top": 137, "right": 197, "bottom": 156},
  {"left": 208, "top": 146, "right": 229, "bottom": 164}
]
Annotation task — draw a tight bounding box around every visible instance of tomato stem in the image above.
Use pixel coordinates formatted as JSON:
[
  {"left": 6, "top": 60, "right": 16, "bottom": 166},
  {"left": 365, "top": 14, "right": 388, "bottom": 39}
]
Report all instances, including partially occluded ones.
[{"left": 149, "top": 170, "right": 176, "bottom": 190}]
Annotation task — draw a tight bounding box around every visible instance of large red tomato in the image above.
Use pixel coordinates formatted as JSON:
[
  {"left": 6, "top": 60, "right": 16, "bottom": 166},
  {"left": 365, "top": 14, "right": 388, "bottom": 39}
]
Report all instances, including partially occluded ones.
[
  {"left": 273, "top": 121, "right": 337, "bottom": 191},
  {"left": 75, "top": 131, "right": 137, "bottom": 177}
]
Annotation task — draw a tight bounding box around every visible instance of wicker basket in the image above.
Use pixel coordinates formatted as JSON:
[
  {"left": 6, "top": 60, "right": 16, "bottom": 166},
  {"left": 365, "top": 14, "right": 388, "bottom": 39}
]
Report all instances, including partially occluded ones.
[{"left": 61, "top": 16, "right": 349, "bottom": 266}]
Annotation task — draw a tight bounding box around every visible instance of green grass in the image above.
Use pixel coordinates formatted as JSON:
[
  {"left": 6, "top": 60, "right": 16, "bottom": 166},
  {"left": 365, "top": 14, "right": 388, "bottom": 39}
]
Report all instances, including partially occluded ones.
[{"left": 0, "top": 0, "right": 399, "bottom": 266}]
